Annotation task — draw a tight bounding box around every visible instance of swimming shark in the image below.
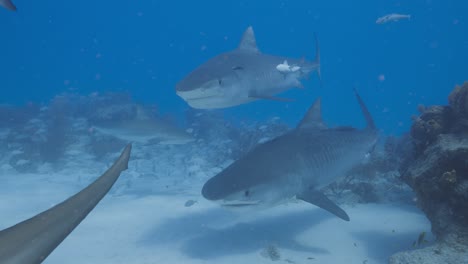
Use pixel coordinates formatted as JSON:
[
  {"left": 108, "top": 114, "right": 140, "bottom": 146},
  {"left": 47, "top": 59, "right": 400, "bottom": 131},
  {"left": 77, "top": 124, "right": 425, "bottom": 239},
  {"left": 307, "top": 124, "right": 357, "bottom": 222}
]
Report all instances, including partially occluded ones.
[
  {"left": 0, "top": 0, "right": 16, "bottom": 11},
  {"left": 0, "top": 144, "right": 131, "bottom": 264},
  {"left": 176, "top": 26, "right": 321, "bottom": 109},
  {"left": 201, "top": 90, "right": 378, "bottom": 221},
  {"left": 92, "top": 107, "right": 194, "bottom": 145}
]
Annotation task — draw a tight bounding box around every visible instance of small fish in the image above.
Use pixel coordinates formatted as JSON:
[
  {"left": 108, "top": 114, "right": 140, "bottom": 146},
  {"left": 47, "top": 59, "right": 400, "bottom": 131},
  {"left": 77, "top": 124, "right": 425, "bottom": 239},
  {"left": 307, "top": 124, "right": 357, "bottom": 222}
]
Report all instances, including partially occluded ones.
[
  {"left": 412, "top": 231, "right": 428, "bottom": 247},
  {"left": 0, "top": 0, "right": 16, "bottom": 11},
  {"left": 184, "top": 199, "right": 198, "bottom": 207},
  {"left": 276, "top": 60, "right": 301, "bottom": 74},
  {"left": 376, "top": 13, "right": 411, "bottom": 24},
  {"left": 417, "top": 231, "right": 426, "bottom": 246}
]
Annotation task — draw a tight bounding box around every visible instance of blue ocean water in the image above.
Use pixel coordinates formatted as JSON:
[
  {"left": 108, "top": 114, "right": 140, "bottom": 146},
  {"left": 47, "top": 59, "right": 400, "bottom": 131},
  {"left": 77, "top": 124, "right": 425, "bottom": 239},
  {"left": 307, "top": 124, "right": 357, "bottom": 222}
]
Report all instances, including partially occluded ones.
[
  {"left": 2, "top": 2, "right": 468, "bottom": 263},
  {"left": 1, "top": 0, "right": 467, "bottom": 134}
]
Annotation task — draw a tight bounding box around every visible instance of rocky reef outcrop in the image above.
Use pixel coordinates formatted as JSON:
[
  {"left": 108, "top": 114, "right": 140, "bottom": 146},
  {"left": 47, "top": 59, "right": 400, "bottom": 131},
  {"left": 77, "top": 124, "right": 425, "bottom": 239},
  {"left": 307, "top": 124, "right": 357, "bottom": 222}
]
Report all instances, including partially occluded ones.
[{"left": 390, "top": 82, "right": 468, "bottom": 263}]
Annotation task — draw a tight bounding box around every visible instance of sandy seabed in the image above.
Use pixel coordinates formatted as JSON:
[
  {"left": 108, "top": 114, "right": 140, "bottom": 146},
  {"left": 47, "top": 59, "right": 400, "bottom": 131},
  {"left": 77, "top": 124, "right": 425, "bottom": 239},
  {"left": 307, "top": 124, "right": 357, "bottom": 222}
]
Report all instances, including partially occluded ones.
[{"left": 0, "top": 163, "right": 432, "bottom": 264}]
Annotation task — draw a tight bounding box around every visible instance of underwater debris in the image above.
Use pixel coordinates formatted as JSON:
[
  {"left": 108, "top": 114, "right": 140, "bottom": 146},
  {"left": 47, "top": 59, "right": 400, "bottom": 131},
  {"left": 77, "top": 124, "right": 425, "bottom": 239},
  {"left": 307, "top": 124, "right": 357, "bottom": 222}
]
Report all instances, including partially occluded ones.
[{"left": 260, "top": 244, "right": 281, "bottom": 261}]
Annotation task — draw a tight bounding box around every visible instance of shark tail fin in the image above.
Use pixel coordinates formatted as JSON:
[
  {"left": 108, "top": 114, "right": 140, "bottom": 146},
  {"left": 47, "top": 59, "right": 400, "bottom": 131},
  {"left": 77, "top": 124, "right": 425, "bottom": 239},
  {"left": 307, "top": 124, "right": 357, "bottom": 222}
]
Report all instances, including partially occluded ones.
[
  {"left": 353, "top": 89, "right": 376, "bottom": 131},
  {"left": 0, "top": 144, "right": 132, "bottom": 263},
  {"left": 0, "top": 0, "right": 16, "bottom": 11}
]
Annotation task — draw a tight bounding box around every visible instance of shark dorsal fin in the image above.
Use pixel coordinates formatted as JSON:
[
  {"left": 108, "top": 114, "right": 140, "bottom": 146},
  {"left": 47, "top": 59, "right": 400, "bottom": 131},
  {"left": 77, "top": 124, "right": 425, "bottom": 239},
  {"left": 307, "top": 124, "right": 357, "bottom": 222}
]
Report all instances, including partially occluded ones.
[
  {"left": 353, "top": 89, "right": 376, "bottom": 131},
  {"left": 135, "top": 105, "right": 151, "bottom": 120},
  {"left": 296, "top": 97, "right": 327, "bottom": 130},
  {"left": 238, "top": 26, "right": 259, "bottom": 53}
]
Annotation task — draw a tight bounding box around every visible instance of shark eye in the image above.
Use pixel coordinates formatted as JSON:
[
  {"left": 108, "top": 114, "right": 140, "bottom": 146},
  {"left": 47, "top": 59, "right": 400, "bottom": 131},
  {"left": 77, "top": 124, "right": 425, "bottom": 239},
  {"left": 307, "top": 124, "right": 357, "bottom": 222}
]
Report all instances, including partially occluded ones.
[
  {"left": 218, "top": 79, "right": 222, "bottom": 85},
  {"left": 244, "top": 190, "right": 250, "bottom": 197}
]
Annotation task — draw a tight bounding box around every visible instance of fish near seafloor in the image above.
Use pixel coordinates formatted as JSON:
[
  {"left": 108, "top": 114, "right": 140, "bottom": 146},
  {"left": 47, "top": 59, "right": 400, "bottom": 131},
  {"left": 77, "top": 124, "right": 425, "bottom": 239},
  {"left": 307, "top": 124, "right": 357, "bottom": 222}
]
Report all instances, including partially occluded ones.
[
  {"left": 0, "top": 144, "right": 132, "bottom": 264},
  {"left": 91, "top": 109, "right": 194, "bottom": 145},
  {"left": 0, "top": 0, "right": 16, "bottom": 11},
  {"left": 176, "top": 26, "right": 321, "bottom": 109},
  {"left": 201, "top": 90, "right": 378, "bottom": 221}
]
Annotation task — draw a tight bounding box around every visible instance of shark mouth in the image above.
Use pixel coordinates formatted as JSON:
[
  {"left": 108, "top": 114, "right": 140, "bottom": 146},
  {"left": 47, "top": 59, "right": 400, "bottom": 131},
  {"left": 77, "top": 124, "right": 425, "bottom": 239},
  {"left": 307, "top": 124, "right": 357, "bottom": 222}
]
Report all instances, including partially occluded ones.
[
  {"left": 178, "top": 93, "right": 220, "bottom": 101},
  {"left": 175, "top": 88, "right": 224, "bottom": 101},
  {"left": 220, "top": 200, "right": 261, "bottom": 207}
]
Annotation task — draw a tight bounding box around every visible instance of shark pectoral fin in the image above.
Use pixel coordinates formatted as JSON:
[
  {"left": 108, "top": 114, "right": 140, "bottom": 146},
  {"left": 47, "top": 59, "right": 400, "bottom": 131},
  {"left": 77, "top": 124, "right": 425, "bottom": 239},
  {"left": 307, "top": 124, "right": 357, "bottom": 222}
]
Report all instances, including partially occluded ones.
[
  {"left": 298, "top": 189, "right": 350, "bottom": 221},
  {"left": 248, "top": 93, "right": 294, "bottom": 102}
]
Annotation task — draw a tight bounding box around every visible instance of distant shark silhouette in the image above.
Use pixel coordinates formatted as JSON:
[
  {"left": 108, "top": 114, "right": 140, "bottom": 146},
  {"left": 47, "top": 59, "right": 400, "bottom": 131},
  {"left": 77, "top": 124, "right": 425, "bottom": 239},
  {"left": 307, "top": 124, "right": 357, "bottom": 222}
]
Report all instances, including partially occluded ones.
[
  {"left": 176, "top": 26, "right": 321, "bottom": 109},
  {"left": 0, "top": 144, "right": 132, "bottom": 264},
  {"left": 202, "top": 90, "right": 378, "bottom": 221},
  {"left": 92, "top": 107, "right": 194, "bottom": 145},
  {"left": 0, "top": 0, "right": 16, "bottom": 11}
]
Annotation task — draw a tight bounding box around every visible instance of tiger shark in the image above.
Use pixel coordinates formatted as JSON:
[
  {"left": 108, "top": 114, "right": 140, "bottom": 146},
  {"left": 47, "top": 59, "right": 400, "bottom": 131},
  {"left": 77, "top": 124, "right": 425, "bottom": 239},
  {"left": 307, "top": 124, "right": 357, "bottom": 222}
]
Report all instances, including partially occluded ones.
[
  {"left": 201, "top": 91, "right": 378, "bottom": 221},
  {"left": 0, "top": 144, "right": 131, "bottom": 264},
  {"left": 0, "top": 0, "right": 16, "bottom": 11},
  {"left": 91, "top": 107, "right": 194, "bottom": 145},
  {"left": 176, "top": 26, "right": 321, "bottom": 109}
]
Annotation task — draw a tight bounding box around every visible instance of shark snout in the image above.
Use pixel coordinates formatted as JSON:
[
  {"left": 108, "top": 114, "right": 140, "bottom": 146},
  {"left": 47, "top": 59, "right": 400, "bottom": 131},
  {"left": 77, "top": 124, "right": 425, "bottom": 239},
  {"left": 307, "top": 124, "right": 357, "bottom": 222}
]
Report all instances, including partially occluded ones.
[{"left": 201, "top": 180, "right": 221, "bottom": 201}]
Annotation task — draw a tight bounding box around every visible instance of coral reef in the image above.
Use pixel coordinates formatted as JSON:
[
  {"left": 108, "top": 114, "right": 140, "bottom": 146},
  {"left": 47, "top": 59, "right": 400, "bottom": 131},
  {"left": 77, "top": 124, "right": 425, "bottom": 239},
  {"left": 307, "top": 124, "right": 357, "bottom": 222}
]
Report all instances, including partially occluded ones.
[
  {"left": 260, "top": 244, "right": 281, "bottom": 261},
  {"left": 410, "top": 105, "right": 453, "bottom": 155},
  {"left": 389, "top": 234, "right": 468, "bottom": 264},
  {"left": 448, "top": 82, "right": 468, "bottom": 120},
  {"left": 390, "top": 82, "right": 468, "bottom": 263},
  {"left": 402, "top": 134, "right": 468, "bottom": 238}
]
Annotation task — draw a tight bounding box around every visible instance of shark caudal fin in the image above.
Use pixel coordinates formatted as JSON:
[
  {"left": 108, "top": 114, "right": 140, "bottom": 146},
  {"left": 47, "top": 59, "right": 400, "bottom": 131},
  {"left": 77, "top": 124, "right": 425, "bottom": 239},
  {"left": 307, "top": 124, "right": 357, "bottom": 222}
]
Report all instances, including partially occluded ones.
[
  {"left": 0, "top": 144, "right": 132, "bottom": 264},
  {"left": 0, "top": 0, "right": 16, "bottom": 11},
  {"left": 353, "top": 89, "right": 376, "bottom": 131}
]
